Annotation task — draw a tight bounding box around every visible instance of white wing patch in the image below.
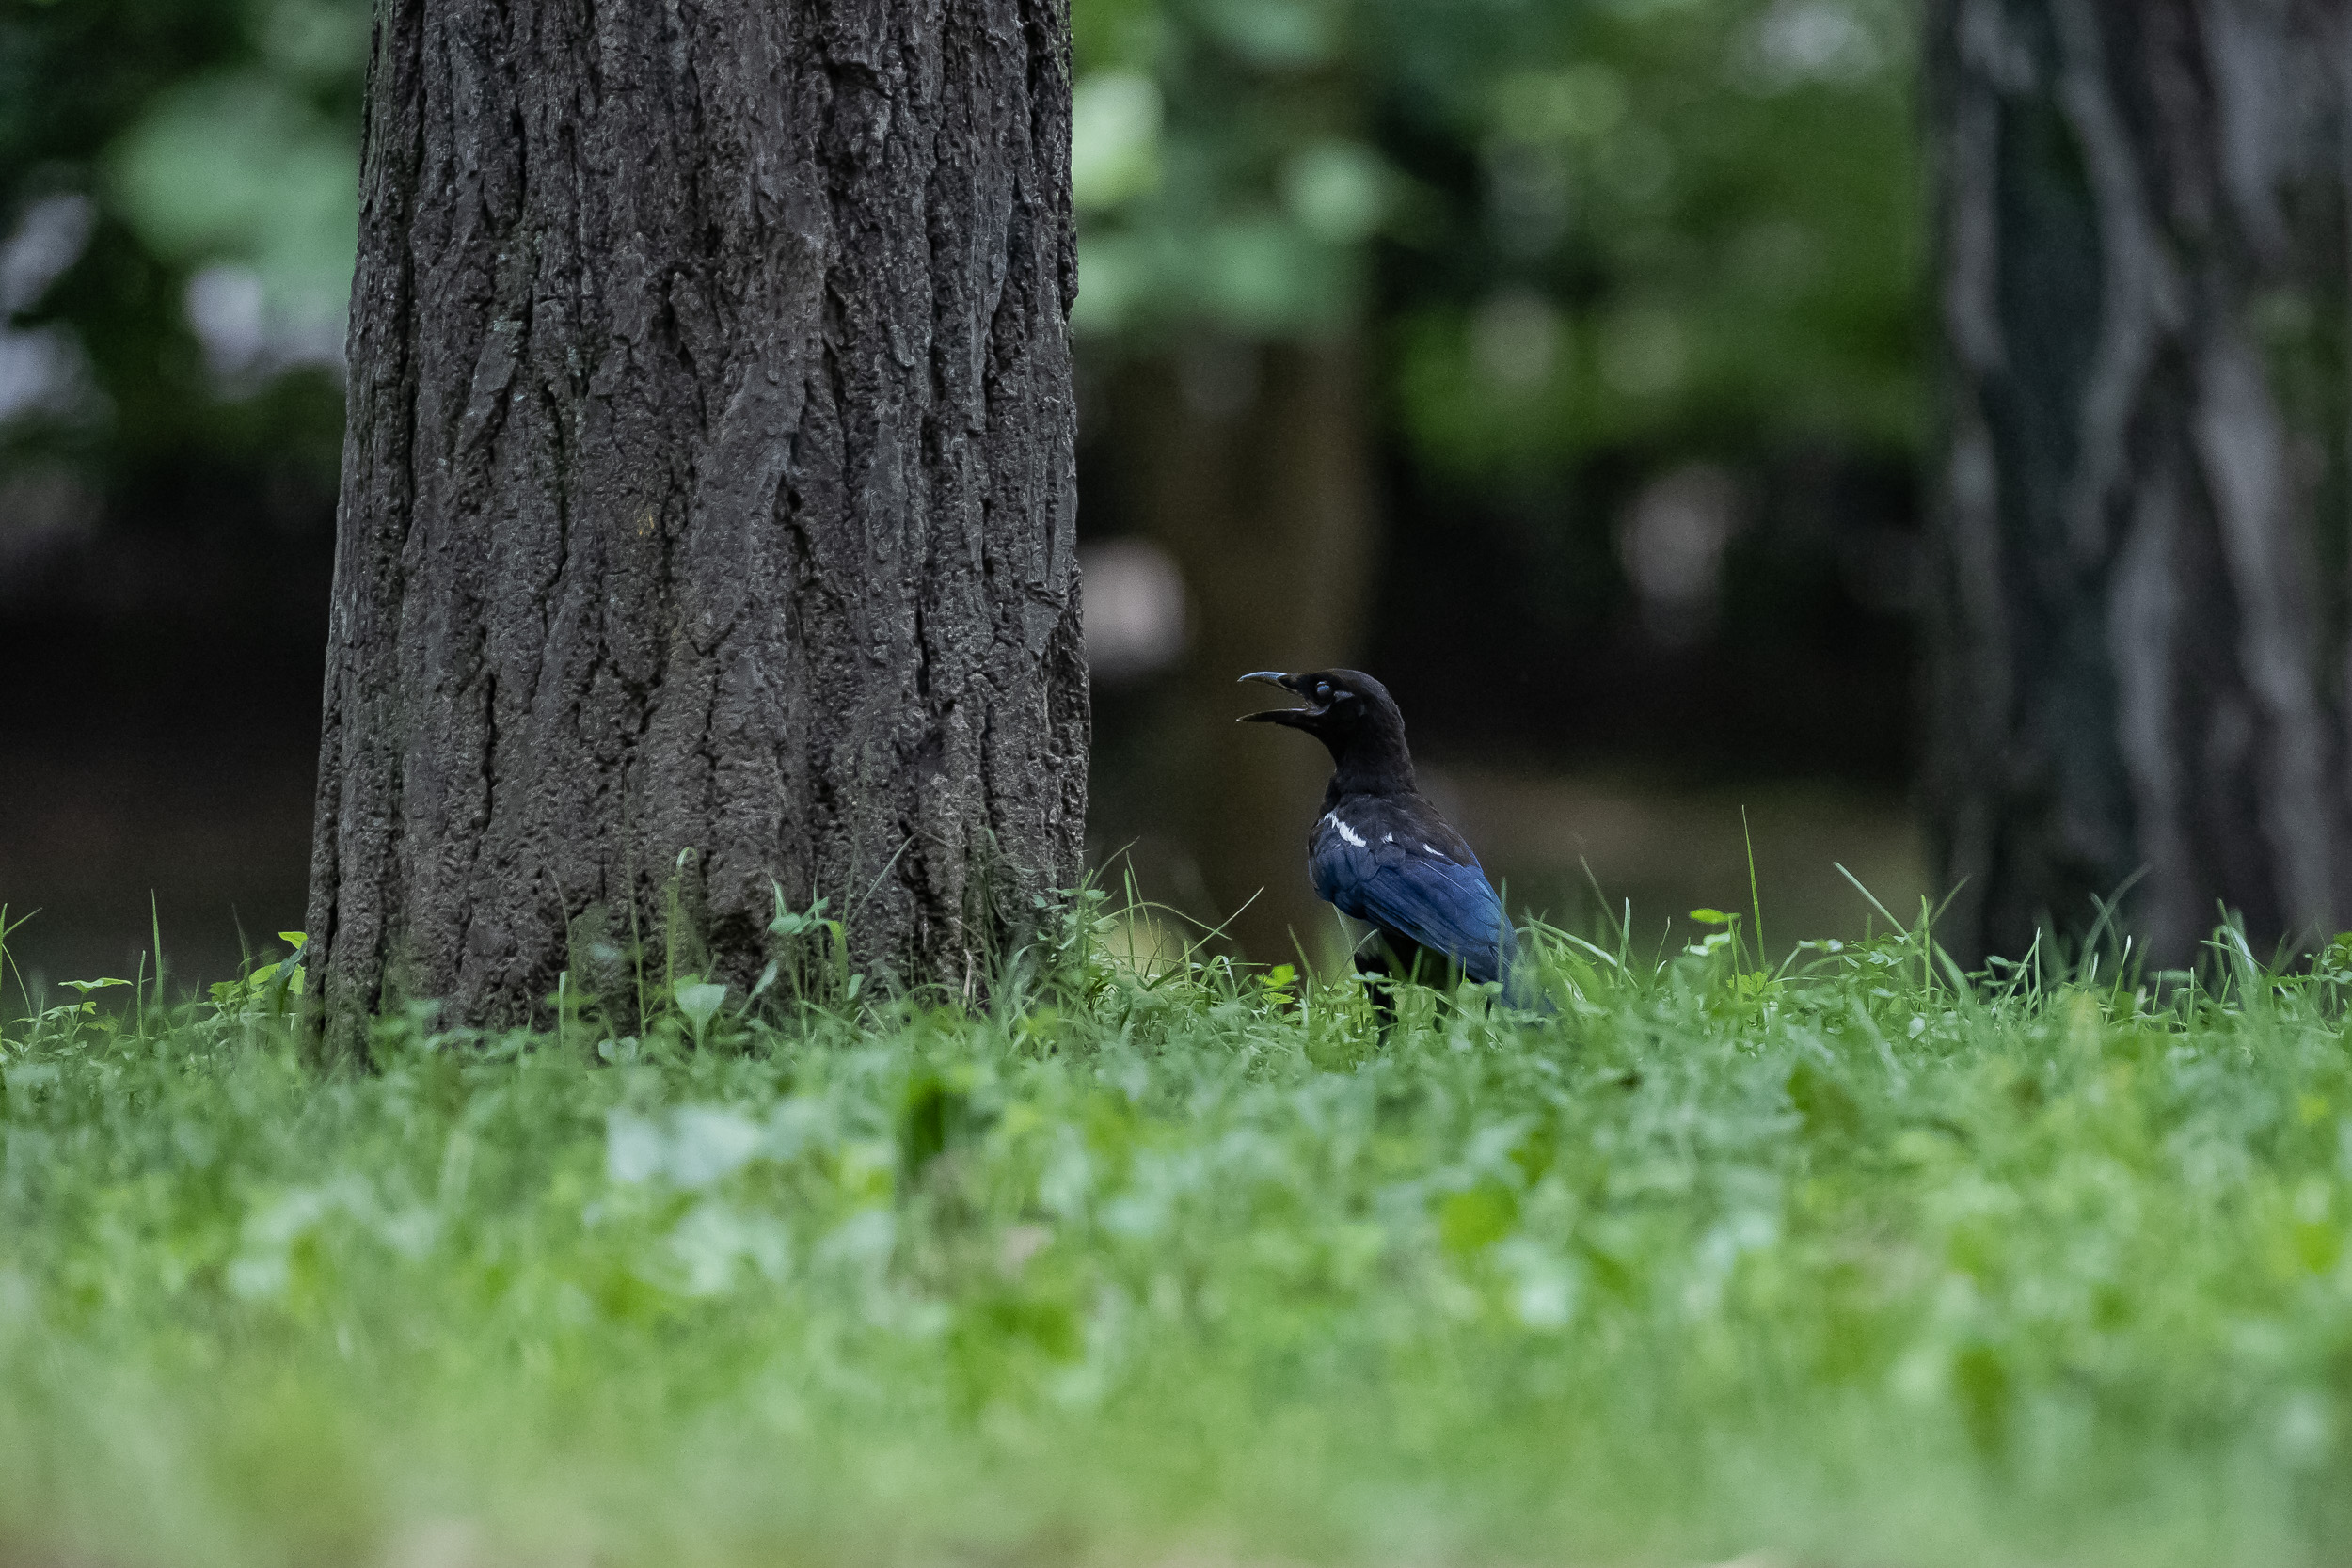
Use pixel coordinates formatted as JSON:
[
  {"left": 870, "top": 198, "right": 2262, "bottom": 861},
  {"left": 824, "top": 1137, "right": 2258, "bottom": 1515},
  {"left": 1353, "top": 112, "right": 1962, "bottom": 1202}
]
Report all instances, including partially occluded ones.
[
  {"left": 1382, "top": 833, "right": 1394, "bottom": 844},
  {"left": 1320, "top": 812, "right": 1370, "bottom": 848},
  {"left": 1422, "top": 843, "right": 1444, "bottom": 858}
]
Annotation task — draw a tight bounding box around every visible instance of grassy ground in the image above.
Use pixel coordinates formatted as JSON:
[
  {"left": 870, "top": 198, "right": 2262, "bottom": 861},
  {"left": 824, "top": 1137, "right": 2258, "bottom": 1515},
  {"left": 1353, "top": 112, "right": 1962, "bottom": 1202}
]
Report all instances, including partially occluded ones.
[{"left": 3, "top": 896, "right": 2350, "bottom": 1568}]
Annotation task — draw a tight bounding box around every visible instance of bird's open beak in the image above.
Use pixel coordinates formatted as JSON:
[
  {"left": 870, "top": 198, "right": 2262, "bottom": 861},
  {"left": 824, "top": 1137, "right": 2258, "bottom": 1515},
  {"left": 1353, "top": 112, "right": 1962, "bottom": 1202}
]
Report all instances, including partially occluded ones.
[{"left": 1237, "top": 671, "right": 1316, "bottom": 725}]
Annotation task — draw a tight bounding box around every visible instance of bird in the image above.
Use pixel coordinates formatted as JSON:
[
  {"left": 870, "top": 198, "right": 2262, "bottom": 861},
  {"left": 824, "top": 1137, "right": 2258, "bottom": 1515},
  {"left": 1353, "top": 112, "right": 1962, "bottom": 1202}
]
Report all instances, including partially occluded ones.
[{"left": 1238, "top": 668, "right": 1517, "bottom": 1001}]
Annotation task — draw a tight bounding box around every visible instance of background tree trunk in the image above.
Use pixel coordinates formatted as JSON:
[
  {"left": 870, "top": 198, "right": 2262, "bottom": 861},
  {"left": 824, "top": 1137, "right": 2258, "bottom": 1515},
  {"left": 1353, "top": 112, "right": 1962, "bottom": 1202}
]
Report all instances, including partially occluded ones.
[
  {"left": 309, "top": 0, "right": 1088, "bottom": 1054},
  {"left": 1926, "top": 0, "right": 2351, "bottom": 968},
  {"left": 1111, "top": 340, "right": 1374, "bottom": 966}
]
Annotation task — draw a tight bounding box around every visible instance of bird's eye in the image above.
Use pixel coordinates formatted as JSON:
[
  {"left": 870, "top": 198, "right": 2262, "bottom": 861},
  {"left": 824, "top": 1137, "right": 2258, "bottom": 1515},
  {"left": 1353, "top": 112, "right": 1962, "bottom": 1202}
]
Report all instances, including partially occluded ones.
[{"left": 1314, "top": 682, "right": 1333, "bottom": 704}]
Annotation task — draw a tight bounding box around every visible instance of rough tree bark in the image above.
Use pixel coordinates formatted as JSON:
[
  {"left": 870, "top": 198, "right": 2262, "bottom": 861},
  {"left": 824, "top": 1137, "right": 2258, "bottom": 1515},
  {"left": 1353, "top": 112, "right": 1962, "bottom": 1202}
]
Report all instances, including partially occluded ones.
[
  {"left": 309, "top": 0, "right": 1089, "bottom": 1054},
  {"left": 1926, "top": 0, "right": 2351, "bottom": 968},
  {"left": 1111, "top": 340, "right": 1375, "bottom": 965}
]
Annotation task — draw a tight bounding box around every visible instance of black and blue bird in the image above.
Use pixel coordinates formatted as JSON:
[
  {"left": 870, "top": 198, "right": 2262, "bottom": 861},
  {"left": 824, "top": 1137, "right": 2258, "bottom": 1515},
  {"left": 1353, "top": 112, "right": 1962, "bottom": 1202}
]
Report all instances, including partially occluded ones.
[{"left": 1239, "top": 668, "right": 1517, "bottom": 996}]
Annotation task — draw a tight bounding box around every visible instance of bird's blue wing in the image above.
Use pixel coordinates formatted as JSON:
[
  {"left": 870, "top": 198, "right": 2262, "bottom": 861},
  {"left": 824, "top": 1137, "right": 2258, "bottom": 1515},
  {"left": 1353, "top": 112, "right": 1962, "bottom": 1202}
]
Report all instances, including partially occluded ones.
[{"left": 1311, "top": 822, "right": 1507, "bottom": 984}]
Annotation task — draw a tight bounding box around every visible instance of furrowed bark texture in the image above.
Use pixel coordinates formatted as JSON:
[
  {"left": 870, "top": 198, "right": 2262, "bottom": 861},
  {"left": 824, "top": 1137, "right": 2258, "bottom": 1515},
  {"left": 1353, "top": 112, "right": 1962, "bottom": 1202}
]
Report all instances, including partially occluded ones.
[
  {"left": 1927, "top": 0, "right": 2352, "bottom": 967},
  {"left": 310, "top": 0, "right": 1087, "bottom": 1052}
]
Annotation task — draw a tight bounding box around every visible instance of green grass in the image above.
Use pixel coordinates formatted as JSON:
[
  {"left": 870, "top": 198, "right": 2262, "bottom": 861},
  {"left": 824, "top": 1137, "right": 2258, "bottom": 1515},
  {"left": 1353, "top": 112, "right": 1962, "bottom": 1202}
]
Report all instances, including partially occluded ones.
[{"left": 3, "top": 895, "right": 2351, "bottom": 1568}]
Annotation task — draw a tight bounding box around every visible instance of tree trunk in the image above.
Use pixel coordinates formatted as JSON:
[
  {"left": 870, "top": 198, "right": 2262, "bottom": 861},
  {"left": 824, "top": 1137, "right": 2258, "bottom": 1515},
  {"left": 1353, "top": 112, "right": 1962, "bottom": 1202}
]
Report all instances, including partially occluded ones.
[
  {"left": 1112, "top": 340, "right": 1375, "bottom": 966},
  {"left": 309, "top": 0, "right": 1088, "bottom": 1054},
  {"left": 1926, "top": 0, "right": 2351, "bottom": 968}
]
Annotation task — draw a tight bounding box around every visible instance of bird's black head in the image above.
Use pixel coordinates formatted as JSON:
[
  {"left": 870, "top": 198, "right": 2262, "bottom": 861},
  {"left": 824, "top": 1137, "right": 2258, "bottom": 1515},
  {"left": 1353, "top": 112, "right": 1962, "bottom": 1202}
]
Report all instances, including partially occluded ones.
[{"left": 1237, "top": 668, "right": 1414, "bottom": 791}]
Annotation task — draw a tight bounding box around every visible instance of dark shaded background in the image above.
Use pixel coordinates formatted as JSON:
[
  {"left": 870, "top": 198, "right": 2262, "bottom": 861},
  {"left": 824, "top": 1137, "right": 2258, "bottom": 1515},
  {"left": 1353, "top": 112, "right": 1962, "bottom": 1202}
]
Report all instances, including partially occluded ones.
[{"left": 2, "top": 0, "right": 1925, "bottom": 992}]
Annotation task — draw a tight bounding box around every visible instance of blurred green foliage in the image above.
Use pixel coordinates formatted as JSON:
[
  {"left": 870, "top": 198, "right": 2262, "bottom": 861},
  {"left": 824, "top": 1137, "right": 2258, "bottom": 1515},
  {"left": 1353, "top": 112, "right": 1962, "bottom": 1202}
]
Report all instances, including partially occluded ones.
[
  {"left": 1071, "top": 0, "right": 1921, "bottom": 474},
  {"left": 0, "top": 0, "right": 361, "bottom": 512},
  {"left": 1, "top": 0, "right": 1916, "bottom": 518}
]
